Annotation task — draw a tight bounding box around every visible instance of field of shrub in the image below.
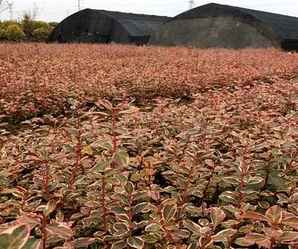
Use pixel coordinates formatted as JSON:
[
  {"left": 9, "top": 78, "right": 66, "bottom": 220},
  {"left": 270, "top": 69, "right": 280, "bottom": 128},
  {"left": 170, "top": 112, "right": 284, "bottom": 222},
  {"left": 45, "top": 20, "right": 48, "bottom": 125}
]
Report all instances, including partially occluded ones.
[{"left": 0, "top": 44, "right": 297, "bottom": 249}]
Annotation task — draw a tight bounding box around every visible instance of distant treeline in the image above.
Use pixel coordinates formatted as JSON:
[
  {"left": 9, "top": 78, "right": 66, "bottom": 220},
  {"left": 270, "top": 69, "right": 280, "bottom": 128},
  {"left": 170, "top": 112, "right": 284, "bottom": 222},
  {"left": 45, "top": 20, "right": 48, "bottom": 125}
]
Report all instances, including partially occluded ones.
[{"left": 0, "top": 15, "right": 57, "bottom": 42}]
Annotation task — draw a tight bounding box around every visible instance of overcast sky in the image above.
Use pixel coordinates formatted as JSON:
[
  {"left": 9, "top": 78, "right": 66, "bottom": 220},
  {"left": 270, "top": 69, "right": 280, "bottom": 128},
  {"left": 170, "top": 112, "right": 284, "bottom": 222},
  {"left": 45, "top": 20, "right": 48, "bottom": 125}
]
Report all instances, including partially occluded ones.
[{"left": 0, "top": 0, "right": 298, "bottom": 22}]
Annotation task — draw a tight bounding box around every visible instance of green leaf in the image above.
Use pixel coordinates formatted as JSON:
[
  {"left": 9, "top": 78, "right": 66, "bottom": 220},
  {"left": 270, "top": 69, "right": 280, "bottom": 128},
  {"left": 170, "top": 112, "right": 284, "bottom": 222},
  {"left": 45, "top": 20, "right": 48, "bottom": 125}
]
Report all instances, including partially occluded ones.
[
  {"left": 279, "top": 231, "right": 298, "bottom": 243},
  {"left": 267, "top": 171, "right": 290, "bottom": 192},
  {"left": 198, "top": 218, "right": 209, "bottom": 227},
  {"left": 130, "top": 172, "right": 142, "bottom": 182},
  {"left": 211, "top": 229, "right": 237, "bottom": 242},
  {"left": 17, "top": 214, "right": 41, "bottom": 230},
  {"left": 258, "top": 201, "right": 271, "bottom": 209},
  {"left": 111, "top": 207, "right": 126, "bottom": 215},
  {"left": 111, "top": 240, "right": 126, "bottom": 249},
  {"left": 277, "top": 193, "right": 289, "bottom": 205},
  {"left": 187, "top": 242, "right": 198, "bottom": 249},
  {"left": 22, "top": 238, "right": 41, "bottom": 249},
  {"left": 247, "top": 176, "right": 265, "bottom": 186},
  {"left": 143, "top": 233, "right": 161, "bottom": 244},
  {"left": 240, "top": 211, "right": 270, "bottom": 223},
  {"left": 210, "top": 207, "right": 226, "bottom": 228},
  {"left": 145, "top": 223, "right": 161, "bottom": 233},
  {"left": 283, "top": 217, "right": 298, "bottom": 230},
  {"left": 222, "top": 176, "right": 240, "bottom": 186},
  {"left": 97, "top": 141, "right": 113, "bottom": 151},
  {"left": 182, "top": 219, "right": 201, "bottom": 235},
  {"left": 243, "top": 190, "right": 260, "bottom": 202},
  {"left": 265, "top": 205, "right": 283, "bottom": 225},
  {"left": 115, "top": 214, "right": 130, "bottom": 223},
  {"left": 171, "top": 229, "right": 190, "bottom": 240},
  {"left": 0, "top": 224, "right": 30, "bottom": 249},
  {"left": 245, "top": 233, "right": 266, "bottom": 242},
  {"left": 112, "top": 223, "right": 129, "bottom": 236},
  {"left": 112, "top": 193, "right": 129, "bottom": 205},
  {"left": 133, "top": 202, "right": 151, "bottom": 214},
  {"left": 127, "top": 236, "right": 144, "bottom": 249},
  {"left": 239, "top": 224, "right": 254, "bottom": 233},
  {"left": 245, "top": 233, "right": 271, "bottom": 249},
  {"left": 96, "top": 99, "right": 113, "bottom": 111},
  {"left": 82, "top": 145, "right": 93, "bottom": 156},
  {"left": 125, "top": 181, "right": 134, "bottom": 194},
  {"left": 73, "top": 238, "right": 96, "bottom": 248},
  {"left": 234, "top": 237, "right": 255, "bottom": 247},
  {"left": 44, "top": 199, "right": 58, "bottom": 217},
  {"left": 114, "top": 150, "right": 129, "bottom": 168},
  {"left": 163, "top": 186, "right": 177, "bottom": 195},
  {"left": 46, "top": 223, "right": 73, "bottom": 240},
  {"left": 162, "top": 201, "right": 177, "bottom": 223},
  {"left": 221, "top": 220, "right": 240, "bottom": 228},
  {"left": 184, "top": 205, "right": 202, "bottom": 217},
  {"left": 219, "top": 191, "right": 239, "bottom": 204},
  {"left": 289, "top": 193, "right": 298, "bottom": 203},
  {"left": 95, "top": 161, "right": 109, "bottom": 173}
]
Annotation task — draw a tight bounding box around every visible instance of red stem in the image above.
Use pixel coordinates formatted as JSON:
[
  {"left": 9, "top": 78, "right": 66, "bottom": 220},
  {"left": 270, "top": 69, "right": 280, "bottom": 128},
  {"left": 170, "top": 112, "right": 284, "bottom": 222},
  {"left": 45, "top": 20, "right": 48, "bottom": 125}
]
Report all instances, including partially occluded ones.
[
  {"left": 127, "top": 191, "right": 134, "bottom": 232},
  {"left": 43, "top": 162, "right": 49, "bottom": 197},
  {"left": 101, "top": 174, "right": 108, "bottom": 233},
  {"left": 202, "top": 164, "right": 216, "bottom": 203},
  {"left": 178, "top": 163, "right": 195, "bottom": 214},
  {"left": 238, "top": 152, "right": 249, "bottom": 208},
  {"left": 147, "top": 161, "right": 153, "bottom": 193},
  {"left": 238, "top": 172, "right": 245, "bottom": 208},
  {"left": 157, "top": 205, "right": 175, "bottom": 244},
  {"left": 69, "top": 118, "right": 83, "bottom": 189},
  {"left": 41, "top": 213, "right": 47, "bottom": 249},
  {"left": 111, "top": 107, "right": 118, "bottom": 155}
]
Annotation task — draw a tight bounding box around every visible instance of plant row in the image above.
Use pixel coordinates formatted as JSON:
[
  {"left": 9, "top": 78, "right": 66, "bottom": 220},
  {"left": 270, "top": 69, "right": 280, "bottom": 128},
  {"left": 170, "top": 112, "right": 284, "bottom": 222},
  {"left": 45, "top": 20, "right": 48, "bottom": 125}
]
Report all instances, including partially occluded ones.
[
  {"left": 0, "top": 44, "right": 298, "bottom": 124},
  {"left": 0, "top": 77, "right": 297, "bottom": 248}
]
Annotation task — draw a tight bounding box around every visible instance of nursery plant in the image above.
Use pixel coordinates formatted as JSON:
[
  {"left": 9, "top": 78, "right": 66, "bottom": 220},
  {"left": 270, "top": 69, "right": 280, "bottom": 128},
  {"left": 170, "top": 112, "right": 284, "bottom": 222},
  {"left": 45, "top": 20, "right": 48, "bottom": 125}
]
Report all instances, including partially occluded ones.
[{"left": 0, "top": 44, "right": 297, "bottom": 248}]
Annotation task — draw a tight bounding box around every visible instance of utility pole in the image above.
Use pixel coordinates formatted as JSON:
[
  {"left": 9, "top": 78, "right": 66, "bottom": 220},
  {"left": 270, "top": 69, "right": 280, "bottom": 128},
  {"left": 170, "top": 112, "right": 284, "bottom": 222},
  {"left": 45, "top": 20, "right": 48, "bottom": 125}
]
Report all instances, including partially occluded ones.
[
  {"left": 0, "top": 0, "right": 13, "bottom": 18},
  {"left": 77, "top": 0, "right": 81, "bottom": 11},
  {"left": 7, "top": 1, "right": 13, "bottom": 20},
  {"left": 189, "top": 0, "right": 194, "bottom": 9},
  {"left": 0, "top": 0, "right": 5, "bottom": 12}
]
